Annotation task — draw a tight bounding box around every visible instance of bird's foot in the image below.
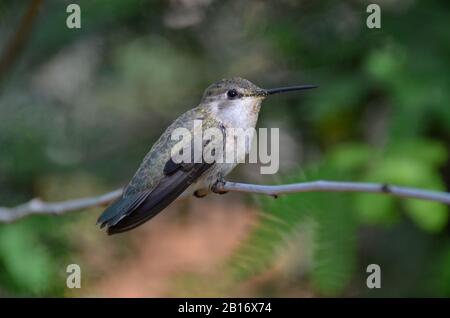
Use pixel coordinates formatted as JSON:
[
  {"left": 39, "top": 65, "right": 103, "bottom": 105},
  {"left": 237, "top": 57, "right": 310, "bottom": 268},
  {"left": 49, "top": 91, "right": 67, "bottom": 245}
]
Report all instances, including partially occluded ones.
[
  {"left": 211, "top": 178, "right": 228, "bottom": 195},
  {"left": 193, "top": 189, "right": 209, "bottom": 198}
]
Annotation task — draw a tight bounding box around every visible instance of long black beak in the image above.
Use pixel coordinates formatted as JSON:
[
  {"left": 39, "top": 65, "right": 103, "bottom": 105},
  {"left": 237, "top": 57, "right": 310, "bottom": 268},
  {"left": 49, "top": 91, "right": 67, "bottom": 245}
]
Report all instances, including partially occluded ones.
[{"left": 265, "top": 85, "right": 317, "bottom": 95}]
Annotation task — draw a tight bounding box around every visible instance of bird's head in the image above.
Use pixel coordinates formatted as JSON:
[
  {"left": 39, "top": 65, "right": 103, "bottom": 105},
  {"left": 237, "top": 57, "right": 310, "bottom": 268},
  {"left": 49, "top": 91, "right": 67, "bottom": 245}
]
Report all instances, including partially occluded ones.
[
  {"left": 202, "top": 77, "right": 316, "bottom": 113},
  {"left": 200, "top": 77, "right": 316, "bottom": 127}
]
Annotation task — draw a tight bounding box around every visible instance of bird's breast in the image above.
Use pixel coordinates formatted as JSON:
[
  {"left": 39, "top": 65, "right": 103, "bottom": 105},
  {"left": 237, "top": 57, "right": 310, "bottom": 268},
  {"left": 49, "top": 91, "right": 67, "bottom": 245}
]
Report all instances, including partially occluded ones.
[{"left": 218, "top": 100, "right": 261, "bottom": 130}]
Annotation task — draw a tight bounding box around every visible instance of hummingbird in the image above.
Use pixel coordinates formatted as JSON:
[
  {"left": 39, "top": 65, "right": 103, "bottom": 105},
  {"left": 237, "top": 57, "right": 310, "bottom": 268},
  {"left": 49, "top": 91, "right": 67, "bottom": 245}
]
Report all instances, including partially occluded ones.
[{"left": 98, "top": 77, "right": 316, "bottom": 234}]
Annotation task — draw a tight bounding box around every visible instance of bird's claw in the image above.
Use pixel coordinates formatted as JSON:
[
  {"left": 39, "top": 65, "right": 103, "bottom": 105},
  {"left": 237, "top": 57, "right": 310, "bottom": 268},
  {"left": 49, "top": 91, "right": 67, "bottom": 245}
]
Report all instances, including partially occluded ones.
[
  {"left": 193, "top": 189, "right": 209, "bottom": 198},
  {"left": 211, "top": 178, "right": 228, "bottom": 195}
]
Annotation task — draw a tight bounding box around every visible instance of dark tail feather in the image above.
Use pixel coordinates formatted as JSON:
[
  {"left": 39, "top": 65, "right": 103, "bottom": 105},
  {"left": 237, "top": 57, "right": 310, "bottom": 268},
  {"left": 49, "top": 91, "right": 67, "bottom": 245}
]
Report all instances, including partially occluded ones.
[{"left": 97, "top": 191, "right": 150, "bottom": 228}]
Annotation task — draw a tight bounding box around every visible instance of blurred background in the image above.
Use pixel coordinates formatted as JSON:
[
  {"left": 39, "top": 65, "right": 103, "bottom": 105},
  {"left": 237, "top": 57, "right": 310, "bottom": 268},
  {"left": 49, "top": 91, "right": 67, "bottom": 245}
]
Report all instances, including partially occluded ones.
[{"left": 0, "top": 0, "right": 449, "bottom": 297}]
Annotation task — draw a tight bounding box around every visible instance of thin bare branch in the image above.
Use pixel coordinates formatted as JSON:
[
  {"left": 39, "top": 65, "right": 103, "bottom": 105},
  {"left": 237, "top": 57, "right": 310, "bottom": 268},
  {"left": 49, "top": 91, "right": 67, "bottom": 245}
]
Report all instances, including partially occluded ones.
[
  {"left": 0, "top": 189, "right": 122, "bottom": 223},
  {"left": 218, "top": 181, "right": 450, "bottom": 204},
  {"left": 0, "top": 180, "right": 449, "bottom": 223}
]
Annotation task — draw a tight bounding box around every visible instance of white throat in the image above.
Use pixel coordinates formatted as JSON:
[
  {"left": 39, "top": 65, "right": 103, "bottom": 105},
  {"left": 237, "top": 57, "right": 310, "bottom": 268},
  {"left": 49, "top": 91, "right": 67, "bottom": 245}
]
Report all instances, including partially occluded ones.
[{"left": 211, "top": 98, "right": 261, "bottom": 129}]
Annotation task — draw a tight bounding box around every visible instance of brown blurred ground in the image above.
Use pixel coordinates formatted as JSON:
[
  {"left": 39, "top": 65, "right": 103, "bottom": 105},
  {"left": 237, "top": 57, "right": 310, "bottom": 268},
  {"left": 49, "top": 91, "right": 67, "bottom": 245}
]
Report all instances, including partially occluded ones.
[{"left": 77, "top": 196, "right": 258, "bottom": 297}]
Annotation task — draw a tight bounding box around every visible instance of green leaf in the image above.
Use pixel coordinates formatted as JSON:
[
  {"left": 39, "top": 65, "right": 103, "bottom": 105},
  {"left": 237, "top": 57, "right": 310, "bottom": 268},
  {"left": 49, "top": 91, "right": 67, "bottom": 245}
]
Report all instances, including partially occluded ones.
[
  {"left": 366, "top": 155, "right": 444, "bottom": 190},
  {"left": 0, "top": 224, "right": 55, "bottom": 294},
  {"left": 327, "top": 143, "right": 372, "bottom": 171},
  {"left": 405, "top": 200, "right": 448, "bottom": 233},
  {"left": 365, "top": 45, "right": 406, "bottom": 84},
  {"left": 355, "top": 194, "right": 398, "bottom": 225},
  {"left": 391, "top": 140, "right": 448, "bottom": 167}
]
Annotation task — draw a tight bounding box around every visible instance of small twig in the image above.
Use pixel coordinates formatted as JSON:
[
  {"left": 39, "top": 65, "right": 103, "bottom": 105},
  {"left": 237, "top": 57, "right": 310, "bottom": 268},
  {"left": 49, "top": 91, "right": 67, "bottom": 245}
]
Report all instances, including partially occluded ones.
[
  {"left": 0, "top": 180, "right": 449, "bottom": 223},
  {"left": 0, "top": 0, "right": 44, "bottom": 81}
]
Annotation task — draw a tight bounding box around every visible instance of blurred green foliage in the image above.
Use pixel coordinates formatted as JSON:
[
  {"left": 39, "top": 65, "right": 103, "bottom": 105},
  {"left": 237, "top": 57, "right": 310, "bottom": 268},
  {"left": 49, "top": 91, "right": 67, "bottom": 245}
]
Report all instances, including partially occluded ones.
[
  {"left": 229, "top": 138, "right": 448, "bottom": 296},
  {"left": 0, "top": 0, "right": 449, "bottom": 296}
]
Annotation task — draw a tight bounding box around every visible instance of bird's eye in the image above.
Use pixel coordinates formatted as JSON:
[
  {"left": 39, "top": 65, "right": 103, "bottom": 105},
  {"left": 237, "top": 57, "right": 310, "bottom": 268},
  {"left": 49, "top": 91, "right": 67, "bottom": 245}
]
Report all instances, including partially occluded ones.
[{"left": 227, "top": 89, "right": 239, "bottom": 99}]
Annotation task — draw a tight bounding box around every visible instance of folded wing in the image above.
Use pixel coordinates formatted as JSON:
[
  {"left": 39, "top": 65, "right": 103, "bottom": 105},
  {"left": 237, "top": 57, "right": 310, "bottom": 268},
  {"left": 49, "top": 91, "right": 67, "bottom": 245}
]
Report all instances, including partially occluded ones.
[{"left": 97, "top": 159, "right": 212, "bottom": 235}]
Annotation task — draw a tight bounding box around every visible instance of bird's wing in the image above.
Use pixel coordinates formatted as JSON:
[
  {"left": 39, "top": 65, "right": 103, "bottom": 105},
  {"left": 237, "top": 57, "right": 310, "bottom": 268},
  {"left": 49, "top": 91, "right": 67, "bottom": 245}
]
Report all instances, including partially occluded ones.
[
  {"left": 98, "top": 159, "right": 213, "bottom": 234},
  {"left": 97, "top": 107, "right": 217, "bottom": 234}
]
